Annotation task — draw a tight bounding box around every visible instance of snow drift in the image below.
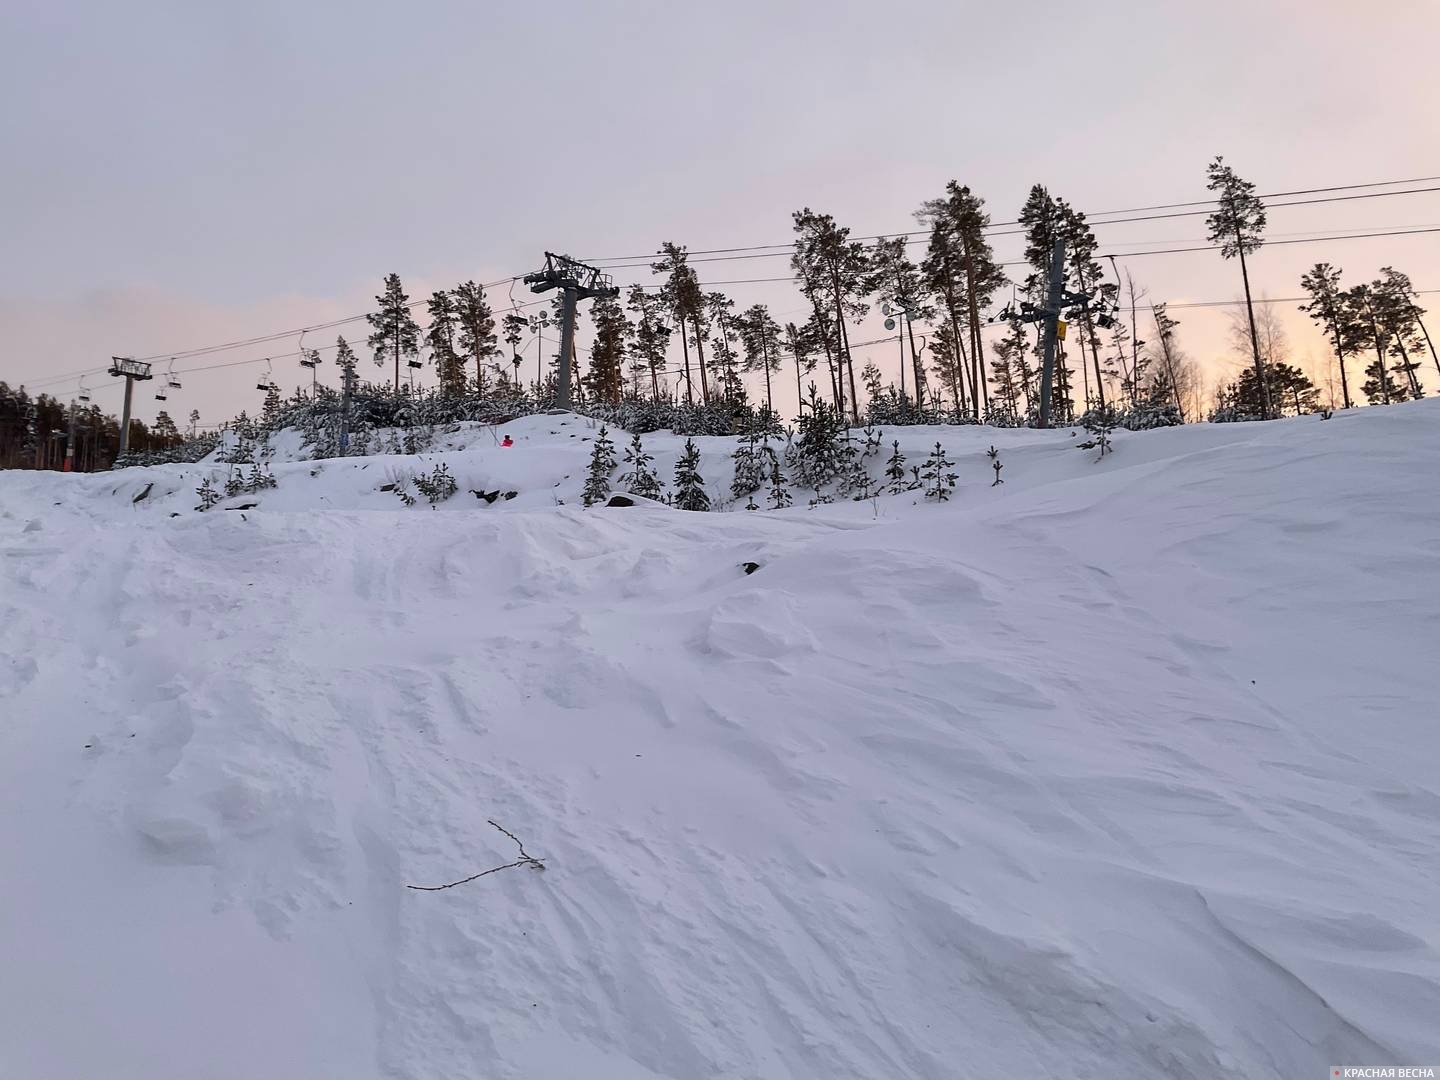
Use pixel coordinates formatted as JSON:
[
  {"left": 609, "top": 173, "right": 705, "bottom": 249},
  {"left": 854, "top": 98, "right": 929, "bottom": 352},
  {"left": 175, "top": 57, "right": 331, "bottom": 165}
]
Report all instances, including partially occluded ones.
[{"left": 1, "top": 403, "right": 1437, "bottom": 1079}]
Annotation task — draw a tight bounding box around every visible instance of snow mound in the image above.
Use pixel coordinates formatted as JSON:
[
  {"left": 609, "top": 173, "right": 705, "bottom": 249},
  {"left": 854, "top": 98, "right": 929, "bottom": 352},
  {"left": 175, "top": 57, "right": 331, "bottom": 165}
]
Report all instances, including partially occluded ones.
[{"left": 1, "top": 402, "right": 1437, "bottom": 1079}]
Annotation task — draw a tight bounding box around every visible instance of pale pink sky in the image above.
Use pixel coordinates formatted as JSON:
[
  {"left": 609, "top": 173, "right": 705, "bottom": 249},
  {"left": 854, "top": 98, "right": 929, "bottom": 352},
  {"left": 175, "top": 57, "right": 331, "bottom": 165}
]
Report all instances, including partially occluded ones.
[{"left": 3, "top": 0, "right": 1438, "bottom": 425}]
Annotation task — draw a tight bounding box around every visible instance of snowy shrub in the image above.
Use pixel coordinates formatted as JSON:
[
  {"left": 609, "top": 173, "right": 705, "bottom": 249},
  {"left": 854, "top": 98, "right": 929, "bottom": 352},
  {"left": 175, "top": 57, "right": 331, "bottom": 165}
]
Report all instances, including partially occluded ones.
[
  {"left": 412, "top": 463, "right": 458, "bottom": 505},
  {"left": 195, "top": 476, "right": 220, "bottom": 511},
  {"left": 1078, "top": 406, "right": 1119, "bottom": 460},
  {"left": 113, "top": 431, "right": 221, "bottom": 469}
]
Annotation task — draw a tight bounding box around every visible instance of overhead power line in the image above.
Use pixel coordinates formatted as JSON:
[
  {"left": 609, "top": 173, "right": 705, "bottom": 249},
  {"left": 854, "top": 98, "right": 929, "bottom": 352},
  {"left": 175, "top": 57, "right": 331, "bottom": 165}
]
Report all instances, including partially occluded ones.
[
  {"left": 581, "top": 180, "right": 1440, "bottom": 266},
  {"left": 614, "top": 225, "right": 1440, "bottom": 290}
]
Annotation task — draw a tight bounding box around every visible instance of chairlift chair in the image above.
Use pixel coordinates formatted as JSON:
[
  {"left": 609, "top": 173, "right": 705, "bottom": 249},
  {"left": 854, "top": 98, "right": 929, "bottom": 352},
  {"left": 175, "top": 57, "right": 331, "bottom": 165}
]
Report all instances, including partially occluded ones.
[{"left": 77, "top": 378, "right": 91, "bottom": 404}]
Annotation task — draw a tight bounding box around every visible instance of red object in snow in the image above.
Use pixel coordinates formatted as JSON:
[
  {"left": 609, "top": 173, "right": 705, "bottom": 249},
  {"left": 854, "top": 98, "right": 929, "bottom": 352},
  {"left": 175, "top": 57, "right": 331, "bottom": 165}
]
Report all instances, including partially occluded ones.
[{"left": 501, "top": 435, "right": 513, "bottom": 447}]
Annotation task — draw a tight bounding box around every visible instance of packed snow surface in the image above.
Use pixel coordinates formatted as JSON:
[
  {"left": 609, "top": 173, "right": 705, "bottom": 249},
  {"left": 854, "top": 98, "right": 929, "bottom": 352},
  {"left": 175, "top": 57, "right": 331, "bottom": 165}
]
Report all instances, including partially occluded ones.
[{"left": 1, "top": 403, "right": 1437, "bottom": 1079}]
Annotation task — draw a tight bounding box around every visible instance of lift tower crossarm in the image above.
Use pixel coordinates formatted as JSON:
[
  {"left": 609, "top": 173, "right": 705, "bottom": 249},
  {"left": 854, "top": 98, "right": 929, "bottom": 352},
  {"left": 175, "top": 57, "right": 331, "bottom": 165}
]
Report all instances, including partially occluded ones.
[{"left": 523, "top": 253, "right": 619, "bottom": 409}]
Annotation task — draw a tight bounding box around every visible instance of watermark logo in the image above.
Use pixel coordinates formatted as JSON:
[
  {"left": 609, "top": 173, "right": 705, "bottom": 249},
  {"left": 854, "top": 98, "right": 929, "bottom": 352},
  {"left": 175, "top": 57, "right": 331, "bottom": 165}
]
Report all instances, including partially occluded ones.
[{"left": 1331, "top": 1070, "right": 1439, "bottom": 1078}]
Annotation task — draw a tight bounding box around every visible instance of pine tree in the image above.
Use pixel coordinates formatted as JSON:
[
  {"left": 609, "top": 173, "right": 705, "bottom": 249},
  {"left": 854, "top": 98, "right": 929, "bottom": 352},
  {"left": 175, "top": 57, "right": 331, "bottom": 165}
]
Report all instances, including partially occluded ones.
[
  {"left": 788, "top": 384, "right": 845, "bottom": 490},
  {"left": 619, "top": 432, "right": 663, "bottom": 501},
  {"left": 1057, "top": 199, "right": 1115, "bottom": 410},
  {"left": 736, "top": 303, "right": 785, "bottom": 414},
  {"left": 705, "top": 292, "right": 744, "bottom": 404},
  {"left": 730, "top": 431, "right": 765, "bottom": 500},
  {"left": 918, "top": 183, "right": 1007, "bottom": 414},
  {"left": 1149, "top": 304, "right": 1189, "bottom": 420},
  {"left": 920, "top": 442, "right": 957, "bottom": 501},
  {"left": 1374, "top": 267, "right": 1426, "bottom": 399},
  {"left": 366, "top": 273, "right": 422, "bottom": 391},
  {"left": 929, "top": 322, "right": 967, "bottom": 414},
  {"left": 1019, "top": 185, "right": 1072, "bottom": 419},
  {"left": 1080, "top": 405, "right": 1118, "bottom": 460},
  {"left": 673, "top": 438, "right": 710, "bottom": 511},
  {"left": 453, "top": 281, "right": 498, "bottom": 394},
  {"left": 151, "top": 410, "right": 180, "bottom": 444},
  {"left": 500, "top": 313, "right": 527, "bottom": 389},
  {"left": 784, "top": 320, "right": 820, "bottom": 411},
  {"left": 1362, "top": 354, "right": 1408, "bottom": 404},
  {"left": 652, "top": 243, "right": 707, "bottom": 403},
  {"left": 1349, "top": 283, "right": 1400, "bottom": 405},
  {"left": 767, "top": 458, "right": 792, "bottom": 509},
  {"left": 884, "top": 439, "right": 911, "bottom": 493},
  {"left": 791, "top": 208, "right": 871, "bottom": 423},
  {"left": 262, "top": 387, "right": 281, "bottom": 423},
  {"left": 582, "top": 425, "right": 618, "bottom": 506},
  {"left": 426, "top": 290, "right": 465, "bottom": 396},
  {"left": 861, "top": 361, "right": 884, "bottom": 404},
  {"left": 627, "top": 286, "right": 672, "bottom": 399},
  {"left": 987, "top": 340, "right": 1022, "bottom": 425},
  {"left": 868, "top": 236, "right": 933, "bottom": 405},
  {"left": 1206, "top": 157, "right": 1271, "bottom": 418},
  {"left": 1019, "top": 184, "right": 1063, "bottom": 299},
  {"left": 585, "top": 296, "right": 629, "bottom": 406},
  {"left": 196, "top": 476, "right": 220, "bottom": 510},
  {"left": 335, "top": 335, "right": 358, "bottom": 374},
  {"left": 919, "top": 216, "right": 973, "bottom": 415},
  {"left": 1299, "top": 264, "right": 1358, "bottom": 410}
]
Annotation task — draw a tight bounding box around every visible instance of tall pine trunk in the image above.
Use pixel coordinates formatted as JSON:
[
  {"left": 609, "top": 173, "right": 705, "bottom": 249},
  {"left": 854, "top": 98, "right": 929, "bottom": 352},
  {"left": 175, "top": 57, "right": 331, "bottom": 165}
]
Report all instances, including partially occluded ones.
[
  {"left": 1332, "top": 324, "right": 1352, "bottom": 410},
  {"left": 1073, "top": 262, "right": 1105, "bottom": 410},
  {"left": 760, "top": 336, "right": 774, "bottom": 413},
  {"left": 678, "top": 325, "right": 693, "bottom": 404},
  {"left": 1416, "top": 316, "right": 1440, "bottom": 380},
  {"left": 1365, "top": 302, "right": 1391, "bottom": 405},
  {"left": 939, "top": 255, "right": 970, "bottom": 414},
  {"left": 905, "top": 314, "right": 926, "bottom": 410},
  {"left": 1235, "top": 225, "right": 1271, "bottom": 418},
  {"left": 693, "top": 316, "right": 710, "bottom": 403},
  {"left": 829, "top": 264, "right": 859, "bottom": 424},
  {"left": 960, "top": 239, "right": 988, "bottom": 412},
  {"left": 1395, "top": 336, "right": 1421, "bottom": 397}
]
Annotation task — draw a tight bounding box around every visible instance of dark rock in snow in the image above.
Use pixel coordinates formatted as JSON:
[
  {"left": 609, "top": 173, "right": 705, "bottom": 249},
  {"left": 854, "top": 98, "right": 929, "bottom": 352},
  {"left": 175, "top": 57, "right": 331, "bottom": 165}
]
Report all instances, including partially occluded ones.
[
  {"left": 606, "top": 495, "right": 635, "bottom": 507},
  {"left": 132, "top": 482, "right": 154, "bottom": 504},
  {"left": 742, "top": 562, "right": 761, "bottom": 575}
]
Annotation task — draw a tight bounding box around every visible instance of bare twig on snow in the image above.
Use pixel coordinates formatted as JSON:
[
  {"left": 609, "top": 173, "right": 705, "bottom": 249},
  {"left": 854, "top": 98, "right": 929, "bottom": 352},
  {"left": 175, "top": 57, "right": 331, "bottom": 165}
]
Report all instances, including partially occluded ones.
[{"left": 406, "top": 819, "right": 546, "bottom": 892}]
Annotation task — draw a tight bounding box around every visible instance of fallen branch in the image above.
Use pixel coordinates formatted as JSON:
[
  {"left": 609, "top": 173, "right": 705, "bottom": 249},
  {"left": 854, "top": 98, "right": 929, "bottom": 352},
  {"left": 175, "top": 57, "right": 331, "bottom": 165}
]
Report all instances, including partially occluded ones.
[{"left": 406, "top": 819, "right": 546, "bottom": 892}]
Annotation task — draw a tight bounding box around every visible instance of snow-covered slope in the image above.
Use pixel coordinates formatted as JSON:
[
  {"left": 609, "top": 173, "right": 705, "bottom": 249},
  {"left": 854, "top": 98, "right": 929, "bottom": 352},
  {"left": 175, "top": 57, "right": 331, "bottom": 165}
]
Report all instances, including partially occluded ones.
[{"left": 1, "top": 403, "right": 1437, "bottom": 1080}]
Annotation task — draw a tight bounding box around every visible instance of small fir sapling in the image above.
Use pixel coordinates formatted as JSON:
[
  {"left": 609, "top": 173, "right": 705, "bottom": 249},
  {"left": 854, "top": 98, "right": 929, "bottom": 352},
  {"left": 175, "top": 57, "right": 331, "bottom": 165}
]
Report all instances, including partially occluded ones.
[
  {"left": 673, "top": 438, "right": 710, "bottom": 511},
  {"left": 767, "top": 459, "right": 792, "bottom": 509},
  {"left": 987, "top": 445, "right": 1004, "bottom": 486},
  {"left": 1078, "top": 405, "right": 1118, "bottom": 460},
  {"left": 920, "top": 442, "right": 958, "bottom": 501},
  {"left": 619, "top": 432, "right": 664, "bottom": 501},
  {"left": 582, "top": 425, "right": 618, "bottom": 506}
]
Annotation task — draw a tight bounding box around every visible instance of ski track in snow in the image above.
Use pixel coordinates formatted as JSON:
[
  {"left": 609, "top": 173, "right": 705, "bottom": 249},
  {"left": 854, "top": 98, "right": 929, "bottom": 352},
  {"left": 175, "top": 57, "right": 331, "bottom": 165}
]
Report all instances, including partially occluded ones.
[{"left": 1, "top": 404, "right": 1437, "bottom": 1079}]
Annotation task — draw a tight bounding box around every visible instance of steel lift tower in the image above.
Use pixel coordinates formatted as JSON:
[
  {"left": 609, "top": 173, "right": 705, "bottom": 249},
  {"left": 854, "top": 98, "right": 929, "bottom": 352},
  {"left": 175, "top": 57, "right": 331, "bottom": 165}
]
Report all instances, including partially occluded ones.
[{"left": 523, "top": 253, "right": 618, "bottom": 410}]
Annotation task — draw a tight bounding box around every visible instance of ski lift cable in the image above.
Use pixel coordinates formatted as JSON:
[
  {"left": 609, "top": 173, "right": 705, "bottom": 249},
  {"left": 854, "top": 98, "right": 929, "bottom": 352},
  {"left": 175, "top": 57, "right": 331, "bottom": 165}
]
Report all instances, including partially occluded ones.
[{"left": 583, "top": 177, "right": 1440, "bottom": 263}]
